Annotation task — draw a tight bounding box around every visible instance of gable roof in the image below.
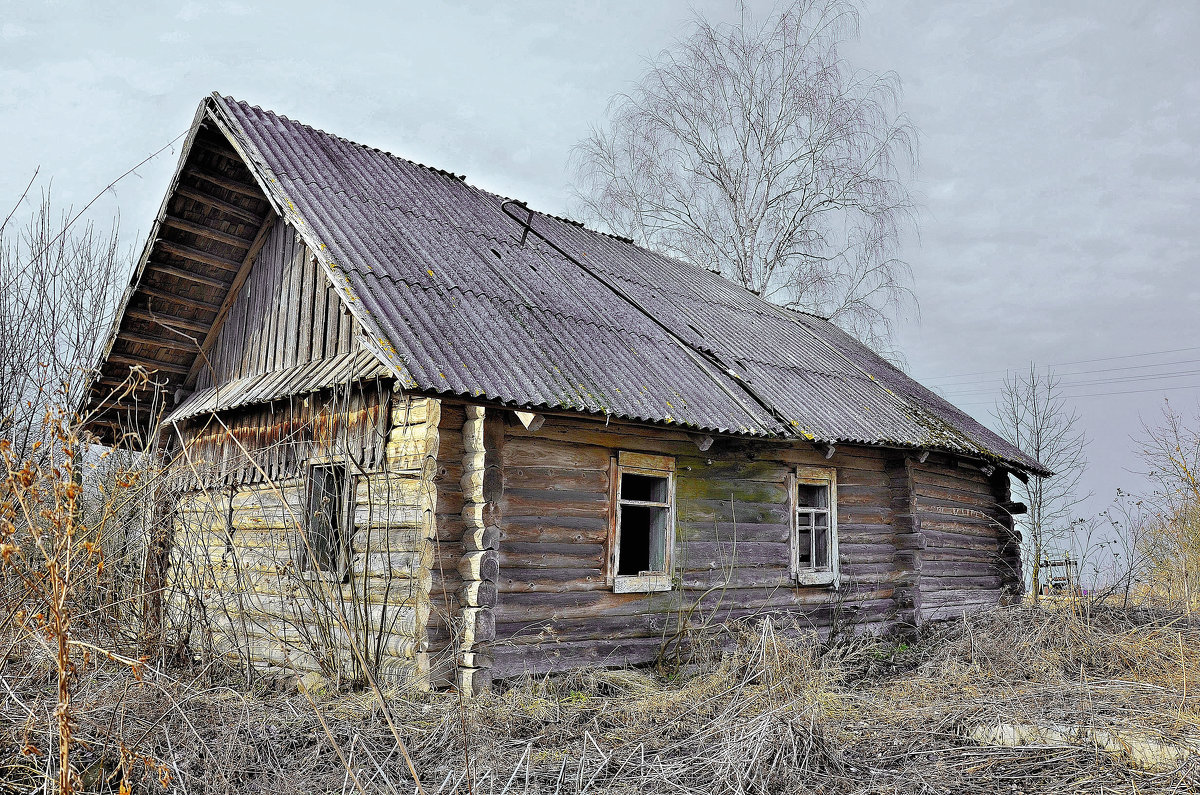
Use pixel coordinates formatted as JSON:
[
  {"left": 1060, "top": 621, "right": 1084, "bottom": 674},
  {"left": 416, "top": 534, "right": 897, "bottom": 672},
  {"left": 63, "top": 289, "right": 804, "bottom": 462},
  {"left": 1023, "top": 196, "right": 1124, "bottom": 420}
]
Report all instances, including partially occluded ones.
[{"left": 85, "top": 94, "right": 1046, "bottom": 476}]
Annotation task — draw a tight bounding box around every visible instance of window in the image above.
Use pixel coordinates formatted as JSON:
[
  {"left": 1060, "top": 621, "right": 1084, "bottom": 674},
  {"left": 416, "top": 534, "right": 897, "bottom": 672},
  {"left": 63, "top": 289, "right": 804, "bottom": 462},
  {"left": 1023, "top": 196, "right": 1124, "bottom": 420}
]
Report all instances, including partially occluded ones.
[
  {"left": 608, "top": 452, "right": 675, "bottom": 593},
  {"left": 301, "top": 463, "right": 350, "bottom": 581},
  {"left": 791, "top": 467, "right": 838, "bottom": 586}
]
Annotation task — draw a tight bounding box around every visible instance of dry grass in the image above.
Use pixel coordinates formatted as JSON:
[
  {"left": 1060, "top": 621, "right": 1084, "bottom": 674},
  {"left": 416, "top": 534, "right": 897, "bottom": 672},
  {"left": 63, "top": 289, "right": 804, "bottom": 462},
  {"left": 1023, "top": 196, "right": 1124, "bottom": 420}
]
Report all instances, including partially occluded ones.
[{"left": 1, "top": 605, "right": 1197, "bottom": 794}]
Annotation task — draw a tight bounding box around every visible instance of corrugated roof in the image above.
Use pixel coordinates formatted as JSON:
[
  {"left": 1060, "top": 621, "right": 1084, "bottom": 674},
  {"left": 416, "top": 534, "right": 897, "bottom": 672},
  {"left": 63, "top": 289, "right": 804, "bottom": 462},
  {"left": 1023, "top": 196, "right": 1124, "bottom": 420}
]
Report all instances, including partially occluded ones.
[{"left": 206, "top": 94, "right": 1045, "bottom": 475}]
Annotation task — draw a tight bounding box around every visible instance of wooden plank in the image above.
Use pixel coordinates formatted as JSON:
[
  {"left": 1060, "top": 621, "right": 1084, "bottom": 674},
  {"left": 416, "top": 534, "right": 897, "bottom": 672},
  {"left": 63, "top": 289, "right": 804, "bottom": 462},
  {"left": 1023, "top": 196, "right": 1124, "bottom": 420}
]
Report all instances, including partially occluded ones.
[
  {"left": 136, "top": 283, "right": 222, "bottom": 312},
  {"left": 107, "top": 353, "right": 190, "bottom": 375},
  {"left": 280, "top": 232, "right": 301, "bottom": 369},
  {"left": 117, "top": 330, "right": 198, "bottom": 352},
  {"left": 296, "top": 244, "right": 314, "bottom": 366},
  {"left": 156, "top": 239, "right": 244, "bottom": 272},
  {"left": 123, "top": 307, "right": 209, "bottom": 334},
  {"left": 147, "top": 262, "right": 230, "bottom": 290},
  {"left": 188, "top": 168, "right": 263, "bottom": 199},
  {"left": 161, "top": 215, "right": 255, "bottom": 248},
  {"left": 174, "top": 185, "right": 262, "bottom": 224},
  {"left": 183, "top": 213, "right": 277, "bottom": 388}
]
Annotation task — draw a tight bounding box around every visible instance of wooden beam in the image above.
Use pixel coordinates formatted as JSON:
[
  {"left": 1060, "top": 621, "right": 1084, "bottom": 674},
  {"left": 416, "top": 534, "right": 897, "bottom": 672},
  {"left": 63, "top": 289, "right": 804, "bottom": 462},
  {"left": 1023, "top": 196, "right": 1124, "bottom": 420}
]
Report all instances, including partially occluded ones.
[
  {"left": 107, "top": 353, "right": 190, "bottom": 375},
  {"left": 174, "top": 186, "right": 263, "bottom": 224},
  {"left": 146, "top": 262, "right": 230, "bottom": 290},
  {"left": 116, "top": 330, "right": 198, "bottom": 352},
  {"left": 92, "top": 400, "right": 153, "bottom": 414},
  {"left": 184, "top": 212, "right": 277, "bottom": 388},
  {"left": 155, "top": 239, "right": 243, "bottom": 272},
  {"left": 124, "top": 307, "right": 210, "bottom": 334},
  {"left": 136, "top": 283, "right": 222, "bottom": 313},
  {"left": 188, "top": 169, "right": 262, "bottom": 199},
  {"left": 161, "top": 215, "right": 255, "bottom": 248},
  {"left": 191, "top": 139, "right": 242, "bottom": 162}
]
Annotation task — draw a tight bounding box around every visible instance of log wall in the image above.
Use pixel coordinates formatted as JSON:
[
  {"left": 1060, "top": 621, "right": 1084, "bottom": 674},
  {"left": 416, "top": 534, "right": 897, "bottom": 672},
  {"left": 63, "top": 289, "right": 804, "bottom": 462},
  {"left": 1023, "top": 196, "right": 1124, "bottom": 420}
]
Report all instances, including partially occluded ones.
[
  {"left": 908, "top": 455, "right": 1021, "bottom": 619},
  {"left": 167, "top": 394, "right": 440, "bottom": 686},
  {"left": 167, "top": 393, "right": 1022, "bottom": 688},
  {"left": 484, "top": 414, "right": 909, "bottom": 679}
]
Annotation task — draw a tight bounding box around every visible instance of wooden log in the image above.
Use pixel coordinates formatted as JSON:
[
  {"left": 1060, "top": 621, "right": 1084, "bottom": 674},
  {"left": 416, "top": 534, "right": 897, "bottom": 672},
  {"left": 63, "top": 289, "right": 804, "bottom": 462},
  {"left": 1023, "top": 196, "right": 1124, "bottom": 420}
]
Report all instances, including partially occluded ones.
[{"left": 457, "top": 549, "right": 499, "bottom": 584}]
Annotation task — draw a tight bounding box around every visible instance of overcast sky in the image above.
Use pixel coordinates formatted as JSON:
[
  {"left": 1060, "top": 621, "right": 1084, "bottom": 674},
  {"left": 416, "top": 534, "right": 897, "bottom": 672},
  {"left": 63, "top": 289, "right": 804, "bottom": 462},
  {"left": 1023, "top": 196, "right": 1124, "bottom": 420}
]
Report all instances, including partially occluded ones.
[{"left": 3, "top": 0, "right": 1198, "bottom": 540}]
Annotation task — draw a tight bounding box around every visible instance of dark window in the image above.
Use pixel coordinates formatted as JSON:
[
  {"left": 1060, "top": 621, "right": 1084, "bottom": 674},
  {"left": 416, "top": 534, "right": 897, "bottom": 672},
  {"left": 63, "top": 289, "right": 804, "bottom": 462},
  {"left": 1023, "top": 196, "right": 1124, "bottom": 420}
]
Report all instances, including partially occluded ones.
[{"left": 303, "top": 464, "right": 349, "bottom": 579}]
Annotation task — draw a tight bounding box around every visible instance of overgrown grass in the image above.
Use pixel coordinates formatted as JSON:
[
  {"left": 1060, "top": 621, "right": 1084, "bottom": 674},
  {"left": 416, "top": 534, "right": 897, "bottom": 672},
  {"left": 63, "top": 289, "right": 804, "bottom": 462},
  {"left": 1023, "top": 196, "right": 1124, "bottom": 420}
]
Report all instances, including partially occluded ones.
[{"left": 2, "top": 605, "right": 1197, "bottom": 793}]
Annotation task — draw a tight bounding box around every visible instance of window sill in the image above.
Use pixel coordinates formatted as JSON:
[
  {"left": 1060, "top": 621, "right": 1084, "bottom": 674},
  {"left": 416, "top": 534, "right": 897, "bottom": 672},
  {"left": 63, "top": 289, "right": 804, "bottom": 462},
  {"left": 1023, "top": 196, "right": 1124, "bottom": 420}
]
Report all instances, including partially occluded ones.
[
  {"left": 795, "top": 570, "right": 837, "bottom": 587},
  {"left": 613, "top": 573, "right": 672, "bottom": 593}
]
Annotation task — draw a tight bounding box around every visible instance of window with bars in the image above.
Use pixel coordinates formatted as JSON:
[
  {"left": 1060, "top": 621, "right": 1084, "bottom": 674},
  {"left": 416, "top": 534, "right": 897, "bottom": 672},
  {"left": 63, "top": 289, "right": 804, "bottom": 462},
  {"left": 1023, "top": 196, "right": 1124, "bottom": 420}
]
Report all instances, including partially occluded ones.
[
  {"left": 791, "top": 467, "right": 838, "bottom": 586},
  {"left": 608, "top": 452, "right": 675, "bottom": 593}
]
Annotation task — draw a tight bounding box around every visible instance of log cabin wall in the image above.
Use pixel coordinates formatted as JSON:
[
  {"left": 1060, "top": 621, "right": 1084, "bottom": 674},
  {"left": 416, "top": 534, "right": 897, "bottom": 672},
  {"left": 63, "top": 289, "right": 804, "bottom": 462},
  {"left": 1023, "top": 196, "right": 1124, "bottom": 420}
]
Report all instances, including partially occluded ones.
[
  {"left": 907, "top": 455, "right": 1021, "bottom": 619},
  {"left": 167, "top": 393, "right": 441, "bottom": 686},
  {"left": 194, "top": 217, "right": 359, "bottom": 390},
  {"left": 481, "top": 413, "right": 909, "bottom": 680}
]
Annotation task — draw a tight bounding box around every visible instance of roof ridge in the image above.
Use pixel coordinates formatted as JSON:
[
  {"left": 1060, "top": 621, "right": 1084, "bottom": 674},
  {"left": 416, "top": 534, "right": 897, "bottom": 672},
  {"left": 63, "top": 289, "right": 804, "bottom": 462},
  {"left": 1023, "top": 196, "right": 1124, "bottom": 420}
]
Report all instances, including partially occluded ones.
[{"left": 218, "top": 94, "right": 469, "bottom": 184}]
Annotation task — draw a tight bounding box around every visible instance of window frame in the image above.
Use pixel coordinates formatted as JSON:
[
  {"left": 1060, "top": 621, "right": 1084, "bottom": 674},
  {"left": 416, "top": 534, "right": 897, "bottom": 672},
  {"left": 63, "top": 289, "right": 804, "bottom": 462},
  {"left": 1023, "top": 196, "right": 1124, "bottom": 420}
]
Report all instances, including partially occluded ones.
[
  {"left": 607, "top": 451, "right": 676, "bottom": 594},
  {"left": 300, "top": 462, "right": 352, "bottom": 582},
  {"left": 789, "top": 465, "right": 839, "bottom": 587}
]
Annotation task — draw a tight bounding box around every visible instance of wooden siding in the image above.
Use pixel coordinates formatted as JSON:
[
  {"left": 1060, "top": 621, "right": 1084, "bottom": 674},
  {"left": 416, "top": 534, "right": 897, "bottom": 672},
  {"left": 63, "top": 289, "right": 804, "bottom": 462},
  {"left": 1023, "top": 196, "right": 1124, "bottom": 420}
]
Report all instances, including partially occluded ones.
[
  {"left": 485, "top": 415, "right": 907, "bottom": 680},
  {"left": 174, "top": 381, "right": 391, "bottom": 487},
  {"left": 195, "top": 217, "right": 359, "bottom": 390},
  {"left": 909, "top": 457, "right": 1020, "bottom": 619},
  {"left": 167, "top": 394, "right": 440, "bottom": 685}
]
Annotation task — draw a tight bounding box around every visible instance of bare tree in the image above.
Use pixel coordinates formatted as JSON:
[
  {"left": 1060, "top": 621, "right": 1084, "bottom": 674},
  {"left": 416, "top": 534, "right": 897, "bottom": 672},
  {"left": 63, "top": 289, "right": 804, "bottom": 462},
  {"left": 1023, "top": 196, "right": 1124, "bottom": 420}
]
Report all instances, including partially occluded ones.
[
  {"left": 0, "top": 185, "right": 124, "bottom": 459},
  {"left": 1136, "top": 399, "right": 1200, "bottom": 619},
  {"left": 992, "top": 365, "right": 1088, "bottom": 601},
  {"left": 571, "top": 0, "right": 918, "bottom": 352}
]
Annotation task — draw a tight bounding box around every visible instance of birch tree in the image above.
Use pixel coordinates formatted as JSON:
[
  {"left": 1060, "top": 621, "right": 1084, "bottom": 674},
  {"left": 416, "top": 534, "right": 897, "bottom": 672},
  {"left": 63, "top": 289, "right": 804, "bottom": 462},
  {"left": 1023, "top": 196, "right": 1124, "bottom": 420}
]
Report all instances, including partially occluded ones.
[
  {"left": 572, "top": 0, "right": 918, "bottom": 352},
  {"left": 993, "top": 365, "right": 1088, "bottom": 601}
]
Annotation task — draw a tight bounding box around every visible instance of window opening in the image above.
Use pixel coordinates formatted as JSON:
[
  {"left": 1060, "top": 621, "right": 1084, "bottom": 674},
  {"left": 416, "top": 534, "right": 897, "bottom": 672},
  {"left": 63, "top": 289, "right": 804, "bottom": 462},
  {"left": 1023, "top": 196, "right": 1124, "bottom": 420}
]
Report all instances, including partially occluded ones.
[
  {"left": 610, "top": 453, "right": 675, "bottom": 592},
  {"left": 304, "top": 463, "right": 349, "bottom": 579}
]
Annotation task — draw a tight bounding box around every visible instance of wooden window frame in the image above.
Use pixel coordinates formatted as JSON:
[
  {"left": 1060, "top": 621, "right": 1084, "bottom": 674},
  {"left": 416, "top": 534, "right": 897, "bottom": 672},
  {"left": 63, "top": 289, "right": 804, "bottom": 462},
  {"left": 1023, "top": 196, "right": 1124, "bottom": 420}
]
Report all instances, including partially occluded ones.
[
  {"left": 300, "top": 462, "right": 352, "bottom": 582},
  {"left": 789, "top": 465, "right": 839, "bottom": 587},
  {"left": 606, "top": 451, "right": 676, "bottom": 594}
]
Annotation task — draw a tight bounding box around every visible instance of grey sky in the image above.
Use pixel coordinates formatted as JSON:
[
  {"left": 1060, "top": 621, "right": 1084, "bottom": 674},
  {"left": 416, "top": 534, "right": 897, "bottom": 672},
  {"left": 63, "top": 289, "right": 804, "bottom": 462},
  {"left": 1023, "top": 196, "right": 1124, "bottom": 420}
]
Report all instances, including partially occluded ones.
[{"left": 3, "top": 1, "right": 1198, "bottom": 533}]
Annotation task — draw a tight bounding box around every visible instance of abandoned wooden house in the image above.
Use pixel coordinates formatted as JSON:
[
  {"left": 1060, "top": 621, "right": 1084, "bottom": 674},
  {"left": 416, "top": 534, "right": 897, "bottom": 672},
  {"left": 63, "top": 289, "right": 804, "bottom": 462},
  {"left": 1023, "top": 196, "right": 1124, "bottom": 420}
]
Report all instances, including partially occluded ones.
[{"left": 83, "top": 94, "right": 1046, "bottom": 692}]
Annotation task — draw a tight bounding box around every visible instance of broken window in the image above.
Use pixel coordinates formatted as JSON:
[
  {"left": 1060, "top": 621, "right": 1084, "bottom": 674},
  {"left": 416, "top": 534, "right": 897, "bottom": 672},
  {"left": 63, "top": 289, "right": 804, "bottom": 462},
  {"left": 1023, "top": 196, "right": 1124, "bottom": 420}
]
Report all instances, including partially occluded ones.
[
  {"left": 609, "top": 452, "right": 675, "bottom": 593},
  {"left": 792, "top": 467, "right": 838, "bottom": 586},
  {"left": 301, "top": 463, "right": 350, "bottom": 580}
]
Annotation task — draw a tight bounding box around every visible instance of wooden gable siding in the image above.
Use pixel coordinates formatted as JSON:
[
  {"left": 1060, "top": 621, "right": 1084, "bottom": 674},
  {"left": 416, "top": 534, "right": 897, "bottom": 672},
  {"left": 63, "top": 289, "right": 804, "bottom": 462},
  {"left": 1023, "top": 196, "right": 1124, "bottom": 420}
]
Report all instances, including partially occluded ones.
[
  {"left": 174, "top": 381, "right": 392, "bottom": 488},
  {"left": 195, "top": 217, "right": 359, "bottom": 391}
]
